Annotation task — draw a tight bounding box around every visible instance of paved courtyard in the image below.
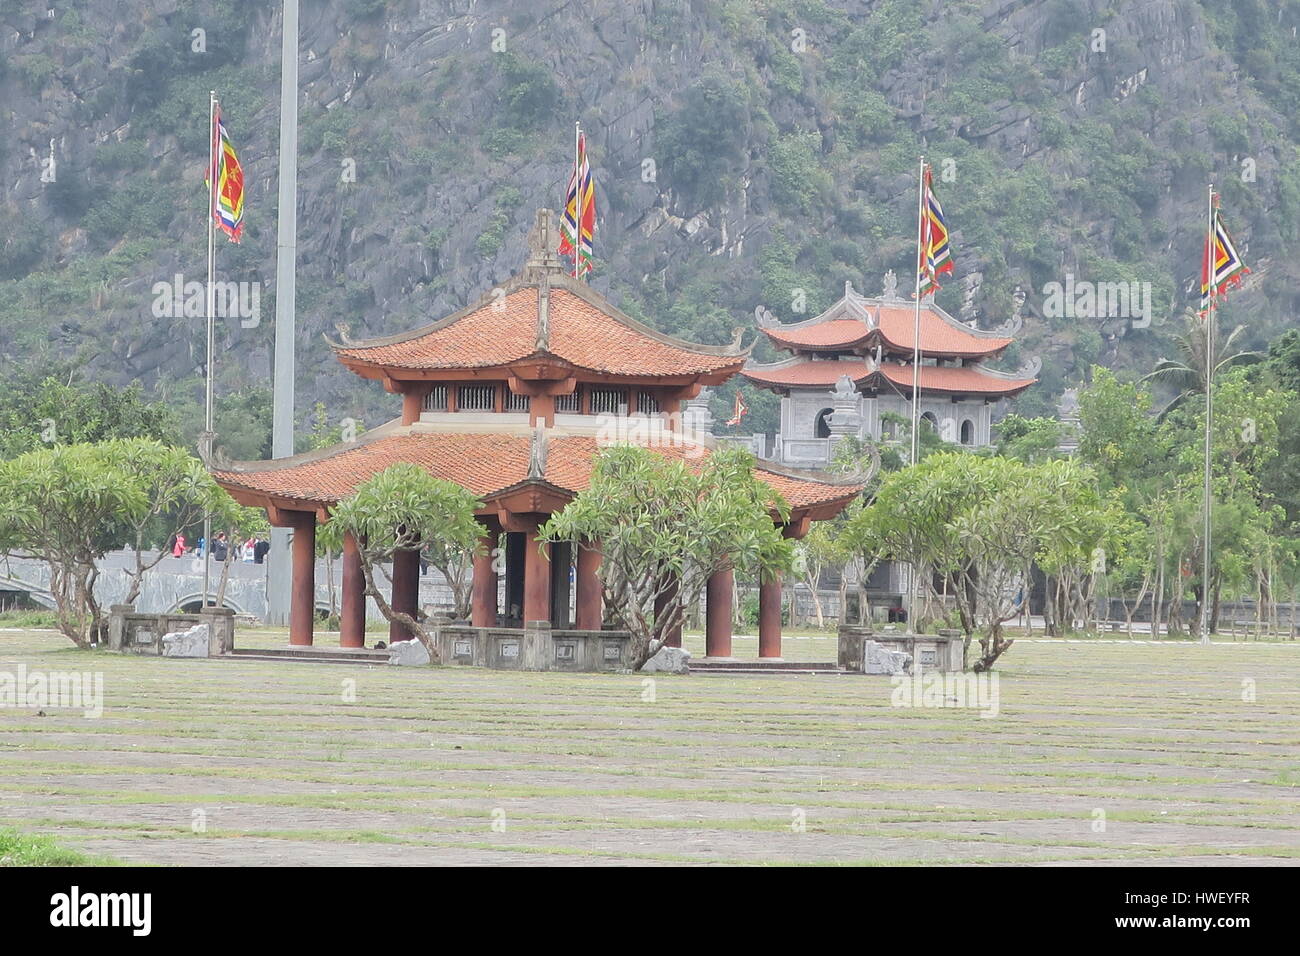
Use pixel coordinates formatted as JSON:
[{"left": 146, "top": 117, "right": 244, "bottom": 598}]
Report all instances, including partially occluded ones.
[{"left": 2, "top": 629, "right": 1298, "bottom": 865}]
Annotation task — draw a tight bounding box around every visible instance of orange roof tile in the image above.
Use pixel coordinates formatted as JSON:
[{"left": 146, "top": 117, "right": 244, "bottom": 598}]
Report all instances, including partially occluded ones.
[
  {"left": 764, "top": 308, "right": 1011, "bottom": 357},
  {"left": 334, "top": 287, "right": 744, "bottom": 378},
  {"left": 212, "top": 429, "right": 859, "bottom": 513},
  {"left": 742, "top": 360, "right": 1034, "bottom": 397}
]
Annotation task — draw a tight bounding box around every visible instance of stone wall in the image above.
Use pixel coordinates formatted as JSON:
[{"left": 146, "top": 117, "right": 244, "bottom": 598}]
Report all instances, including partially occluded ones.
[
  {"left": 435, "top": 623, "right": 632, "bottom": 672},
  {"left": 837, "top": 624, "right": 966, "bottom": 673}
]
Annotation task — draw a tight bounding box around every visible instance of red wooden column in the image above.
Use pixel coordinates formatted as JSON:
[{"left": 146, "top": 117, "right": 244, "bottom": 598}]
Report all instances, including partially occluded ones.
[
  {"left": 522, "top": 520, "right": 551, "bottom": 625},
  {"left": 471, "top": 523, "right": 498, "bottom": 627},
  {"left": 340, "top": 531, "right": 366, "bottom": 648},
  {"left": 758, "top": 571, "right": 783, "bottom": 659},
  {"left": 705, "top": 565, "right": 734, "bottom": 658},
  {"left": 655, "top": 571, "right": 682, "bottom": 647},
  {"left": 575, "top": 540, "right": 602, "bottom": 630},
  {"left": 288, "top": 512, "right": 316, "bottom": 647},
  {"left": 389, "top": 547, "right": 421, "bottom": 642}
]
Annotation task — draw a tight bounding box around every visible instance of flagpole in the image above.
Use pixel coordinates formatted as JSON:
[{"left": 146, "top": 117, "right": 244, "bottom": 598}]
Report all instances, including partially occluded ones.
[
  {"left": 577, "top": 120, "right": 582, "bottom": 280},
  {"left": 203, "top": 90, "right": 217, "bottom": 610},
  {"left": 1201, "top": 183, "right": 1215, "bottom": 644},
  {"left": 908, "top": 156, "right": 926, "bottom": 634}
]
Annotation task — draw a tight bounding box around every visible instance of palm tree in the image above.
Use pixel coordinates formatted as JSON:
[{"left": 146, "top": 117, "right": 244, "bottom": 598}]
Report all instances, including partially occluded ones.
[{"left": 1142, "top": 309, "right": 1263, "bottom": 419}]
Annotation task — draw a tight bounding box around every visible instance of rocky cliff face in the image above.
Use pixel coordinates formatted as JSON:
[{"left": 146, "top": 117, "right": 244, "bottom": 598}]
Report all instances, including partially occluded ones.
[{"left": 2, "top": 0, "right": 1297, "bottom": 440}]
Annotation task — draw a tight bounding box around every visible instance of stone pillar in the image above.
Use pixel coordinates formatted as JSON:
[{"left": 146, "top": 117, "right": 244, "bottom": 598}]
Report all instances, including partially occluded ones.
[
  {"left": 340, "top": 531, "right": 366, "bottom": 648},
  {"left": 471, "top": 524, "right": 498, "bottom": 628},
  {"left": 705, "top": 565, "right": 734, "bottom": 659},
  {"left": 758, "top": 571, "right": 783, "bottom": 659},
  {"left": 523, "top": 521, "right": 551, "bottom": 625},
  {"left": 389, "top": 547, "right": 421, "bottom": 643},
  {"left": 655, "top": 571, "right": 682, "bottom": 648},
  {"left": 575, "top": 541, "right": 603, "bottom": 630},
  {"left": 289, "top": 512, "right": 316, "bottom": 647},
  {"left": 682, "top": 387, "right": 715, "bottom": 441}
]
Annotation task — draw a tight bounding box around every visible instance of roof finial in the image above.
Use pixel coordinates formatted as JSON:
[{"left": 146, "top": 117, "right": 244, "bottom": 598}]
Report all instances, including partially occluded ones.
[
  {"left": 525, "top": 208, "right": 564, "bottom": 279},
  {"left": 882, "top": 269, "right": 899, "bottom": 299}
]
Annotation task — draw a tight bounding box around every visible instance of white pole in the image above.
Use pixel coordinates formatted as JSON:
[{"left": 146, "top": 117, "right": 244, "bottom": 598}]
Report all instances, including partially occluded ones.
[
  {"left": 203, "top": 90, "right": 217, "bottom": 609},
  {"left": 908, "top": 157, "right": 926, "bottom": 634},
  {"left": 1201, "top": 184, "right": 1215, "bottom": 645},
  {"left": 267, "top": 0, "right": 300, "bottom": 627}
]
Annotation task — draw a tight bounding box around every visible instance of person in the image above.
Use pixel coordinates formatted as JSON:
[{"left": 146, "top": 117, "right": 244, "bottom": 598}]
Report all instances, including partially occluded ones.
[
  {"left": 172, "top": 533, "right": 186, "bottom": 558},
  {"left": 243, "top": 536, "right": 256, "bottom": 562},
  {"left": 212, "top": 532, "right": 228, "bottom": 563},
  {"left": 254, "top": 538, "right": 270, "bottom": 564},
  {"left": 195, "top": 536, "right": 205, "bottom": 557}
]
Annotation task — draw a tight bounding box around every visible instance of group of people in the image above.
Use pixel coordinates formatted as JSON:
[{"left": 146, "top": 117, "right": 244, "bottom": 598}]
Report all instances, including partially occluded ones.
[{"left": 169, "top": 532, "right": 271, "bottom": 564}]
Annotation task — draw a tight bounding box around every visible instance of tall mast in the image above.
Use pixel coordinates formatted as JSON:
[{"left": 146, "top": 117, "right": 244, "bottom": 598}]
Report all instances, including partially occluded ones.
[
  {"left": 908, "top": 156, "right": 926, "bottom": 633},
  {"left": 1201, "top": 183, "right": 1215, "bottom": 644},
  {"left": 267, "top": 0, "right": 300, "bottom": 625},
  {"left": 202, "top": 90, "right": 218, "bottom": 608},
  {"left": 573, "top": 120, "right": 580, "bottom": 279}
]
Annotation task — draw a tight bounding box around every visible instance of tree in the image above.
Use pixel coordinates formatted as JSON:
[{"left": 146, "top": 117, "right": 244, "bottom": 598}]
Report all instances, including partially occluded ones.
[
  {"left": 848, "top": 452, "right": 1009, "bottom": 634},
  {"left": 994, "top": 414, "right": 1064, "bottom": 463},
  {"left": 1143, "top": 309, "right": 1263, "bottom": 419},
  {"left": 0, "top": 443, "right": 147, "bottom": 645},
  {"left": 111, "top": 440, "right": 230, "bottom": 606},
  {"left": 540, "top": 445, "right": 795, "bottom": 669},
  {"left": 0, "top": 364, "right": 180, "bottom": 460},
  {"left": 318, "top": 464, "right": 482, "bottom": 660}
]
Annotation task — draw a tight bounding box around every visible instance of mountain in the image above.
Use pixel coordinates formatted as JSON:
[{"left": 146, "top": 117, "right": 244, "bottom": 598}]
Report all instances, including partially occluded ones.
[{"left": 3, "top": 0, "right": 1299, "bottom": 449}]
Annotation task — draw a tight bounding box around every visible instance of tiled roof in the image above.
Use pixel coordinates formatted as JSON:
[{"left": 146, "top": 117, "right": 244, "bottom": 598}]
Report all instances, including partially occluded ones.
[
  {"left": 742, "top": 360, "right": 1035, "bottom": 396},
  {"left": 212, "top": 429, "right": 859, "bottom": 512},
  {"left": 334, "top": 287, "right": 744, "bottom": 378},
  {"left": 764, "top": 308, "right": 1011, "bottom": 357}
]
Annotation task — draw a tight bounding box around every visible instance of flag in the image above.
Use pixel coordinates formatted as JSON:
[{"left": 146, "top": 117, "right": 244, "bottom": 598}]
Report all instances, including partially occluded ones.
[
  {"left": 726, "top": 391, "right": 748, "bottom": 426},
  {"left": 1200, "top": 198, "right": 1249, "bottom": 315},
  {"left": 917, "top": 164, "right": 953, "bottom": 297},
  {"left": 558, "top": 130, "right": 595, "bottom": 277},
  {"left": 209, "top": 105, "right": 245, "bottom": 243}
]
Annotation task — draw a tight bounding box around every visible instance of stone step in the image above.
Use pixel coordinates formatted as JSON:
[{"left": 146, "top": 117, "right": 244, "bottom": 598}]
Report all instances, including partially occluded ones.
[
  {"left": 228, "top": 646, "right": 389, "bottom": 664},
  {"left": 689, "top": 659, "right": 840, "bottom": 670}
]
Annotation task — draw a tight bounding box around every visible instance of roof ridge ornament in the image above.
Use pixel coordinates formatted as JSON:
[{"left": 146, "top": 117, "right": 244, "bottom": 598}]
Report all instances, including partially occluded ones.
[
  {"left": 882, "top": 269, "right": 900, "bottom": 300},
  {"left": 536, "top": 273, "right": 550, "bottom": 351},
  {"left": 528, "top": 423, "right": 549, "bottom": 479},
  {"left": 524, "top": 207, "right": 564, "bottom": 280}
]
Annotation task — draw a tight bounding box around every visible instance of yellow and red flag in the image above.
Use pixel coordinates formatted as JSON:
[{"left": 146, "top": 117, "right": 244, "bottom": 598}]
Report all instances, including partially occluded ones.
[
  {"left": 558, "top": 128, "right": 595, "bottom": 277},
  {"left": 209, "top": 105, "right": 245, "bottom": 243},
  {"left": 1199, "top": 196, "right": 1248, "bottom": 315},
  {"left": 917, "top": 164, "right": 952, "bottom": 297}
]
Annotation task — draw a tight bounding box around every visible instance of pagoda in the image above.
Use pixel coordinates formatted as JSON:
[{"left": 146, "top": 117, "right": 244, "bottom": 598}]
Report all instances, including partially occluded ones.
[
  {"left": 211, "top": 210, "right": 861, "bottom": 659},
  {"left": 742, "top": 272, "right": 1037, "bottom": 466}
]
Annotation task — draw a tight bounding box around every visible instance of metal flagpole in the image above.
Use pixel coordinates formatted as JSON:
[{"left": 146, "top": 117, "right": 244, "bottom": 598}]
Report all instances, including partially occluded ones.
[
  {"left": 1201, "top": 183, "right": 1215, "bottom": 644},
  {"left": 908, "top": 156, "right": 926, "bottom": 633},
  {"left": 267, "top": 0, "right": 300, "bottom": 626},
  {"left": 577, "top": 120, "right": 582, "bottom": 280},
  {"left": 203, "top": 90, "right": 217, "bottom": 609}
]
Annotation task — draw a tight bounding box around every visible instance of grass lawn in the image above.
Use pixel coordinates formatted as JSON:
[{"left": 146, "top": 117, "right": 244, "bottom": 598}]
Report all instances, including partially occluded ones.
[{"left": 1, "top": 627, "right": 1297, "bottom": 865}]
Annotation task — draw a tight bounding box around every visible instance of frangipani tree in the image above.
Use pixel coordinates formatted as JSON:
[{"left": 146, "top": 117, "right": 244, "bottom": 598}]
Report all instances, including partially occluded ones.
[
  {"left": 111, "top": 439, "right": 231, "bottom": 605},
  {"left": 540, "top": 444, "right": 795, "bottom": 669},
  {"left": 319, "top": 464, "right": 482, "bottom": 660},
  {"left": 0, "top": 443, "right": 148, "bottom": 645}
]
